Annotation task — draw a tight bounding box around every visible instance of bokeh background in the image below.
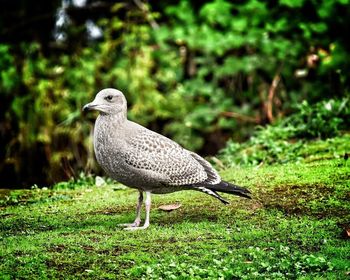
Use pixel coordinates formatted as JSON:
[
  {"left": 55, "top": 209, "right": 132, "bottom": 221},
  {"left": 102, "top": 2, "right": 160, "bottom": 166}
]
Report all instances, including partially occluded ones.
[{"left": 1, "top": 0, "right": 349, "bottom": 188}]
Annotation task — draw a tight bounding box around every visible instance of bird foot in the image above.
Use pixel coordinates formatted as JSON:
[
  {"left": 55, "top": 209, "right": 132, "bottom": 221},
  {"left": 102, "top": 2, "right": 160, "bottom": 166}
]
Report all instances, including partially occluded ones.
[
  {"left": 124, "top": 224, "right": 149, "bottom": 231},
  {"left": 118, "top": 222, "right": 141, "bottom": 228}
]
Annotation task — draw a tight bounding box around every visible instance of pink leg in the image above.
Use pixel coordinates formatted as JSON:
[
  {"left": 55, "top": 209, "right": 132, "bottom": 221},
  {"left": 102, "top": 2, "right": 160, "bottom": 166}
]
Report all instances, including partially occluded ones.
[
  {"left": 125, "top": 191, "right": 151, "bottom": 230},
  {"left": 119, "top": 191, "right": 143, "bottom": 228}
]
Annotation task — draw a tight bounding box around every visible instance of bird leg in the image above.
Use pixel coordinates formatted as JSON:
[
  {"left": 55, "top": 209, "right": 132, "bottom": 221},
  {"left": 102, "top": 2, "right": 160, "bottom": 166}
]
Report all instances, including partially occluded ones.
[
  {"left": 125, "top": 191, "right": 151, "bottom": 230},
  {"left": 119, "top": 191, "right": 143, "bottom": 228}
]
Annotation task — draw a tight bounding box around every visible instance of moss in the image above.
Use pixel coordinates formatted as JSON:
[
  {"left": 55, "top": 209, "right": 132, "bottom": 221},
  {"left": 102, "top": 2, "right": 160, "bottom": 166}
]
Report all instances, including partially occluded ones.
[{"left": 1, "top": 153, "right": 349, "bottom": 279}]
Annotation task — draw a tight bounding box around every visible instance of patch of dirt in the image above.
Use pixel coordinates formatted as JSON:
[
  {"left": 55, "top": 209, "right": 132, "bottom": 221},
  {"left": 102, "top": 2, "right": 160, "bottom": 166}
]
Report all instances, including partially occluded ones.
[
  {"left": 47, "top": 244, "right": 67, "bottom": 253},
  {"left": 256, "top": 183, "right": 337, "bottom": 216}
]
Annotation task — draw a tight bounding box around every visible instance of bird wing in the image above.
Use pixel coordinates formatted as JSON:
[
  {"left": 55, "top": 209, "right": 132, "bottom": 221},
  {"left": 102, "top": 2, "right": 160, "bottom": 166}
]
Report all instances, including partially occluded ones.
[
  {"left": 189, "top": 152, "right": 221, "bottom": 184},
  {"left": 124, "top": 128, "right": 220, "bottom": 186}
]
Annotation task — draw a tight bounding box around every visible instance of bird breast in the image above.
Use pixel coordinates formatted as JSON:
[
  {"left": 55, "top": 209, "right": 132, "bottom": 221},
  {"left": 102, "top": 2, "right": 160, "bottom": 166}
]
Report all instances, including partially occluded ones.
[{"left": 93, "top": 117, "right": 129, "bottom": 179}]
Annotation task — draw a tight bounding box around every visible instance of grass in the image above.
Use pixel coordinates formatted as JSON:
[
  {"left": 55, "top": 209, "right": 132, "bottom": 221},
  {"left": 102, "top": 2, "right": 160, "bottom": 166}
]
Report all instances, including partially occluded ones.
[{"left": 1, "top": 144, "right": 350, "bottom": 279}]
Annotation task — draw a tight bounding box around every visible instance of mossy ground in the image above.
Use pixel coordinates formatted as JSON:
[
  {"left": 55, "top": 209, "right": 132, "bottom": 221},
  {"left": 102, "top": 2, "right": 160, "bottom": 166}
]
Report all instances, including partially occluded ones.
[{"left": 1, "top": 144, "right": 349, "bottom": 279}]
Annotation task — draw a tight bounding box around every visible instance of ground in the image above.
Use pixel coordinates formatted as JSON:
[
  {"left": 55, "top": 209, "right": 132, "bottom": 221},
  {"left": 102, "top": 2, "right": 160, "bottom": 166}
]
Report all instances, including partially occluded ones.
[{"left": 0, "top": 156, "right": 349, "bottom": 279}]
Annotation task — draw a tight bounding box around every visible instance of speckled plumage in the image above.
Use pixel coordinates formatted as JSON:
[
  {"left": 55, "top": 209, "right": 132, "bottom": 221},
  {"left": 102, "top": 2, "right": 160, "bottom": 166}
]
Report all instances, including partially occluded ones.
[{"left": 83, "top": 88, "right": 251, "bottom": 230}]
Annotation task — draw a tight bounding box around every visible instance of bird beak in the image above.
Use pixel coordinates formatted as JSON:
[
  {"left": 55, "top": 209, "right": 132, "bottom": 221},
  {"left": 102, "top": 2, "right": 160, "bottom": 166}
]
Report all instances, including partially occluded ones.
[{"left": 82, "top": 102, "right": 97, "bottom": 112}]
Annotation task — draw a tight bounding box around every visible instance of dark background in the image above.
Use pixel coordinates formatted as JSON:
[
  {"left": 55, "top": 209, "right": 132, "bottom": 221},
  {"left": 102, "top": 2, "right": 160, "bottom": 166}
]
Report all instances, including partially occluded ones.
[{"left": 0, "top": 0, "right": 349, "bottom": 188}]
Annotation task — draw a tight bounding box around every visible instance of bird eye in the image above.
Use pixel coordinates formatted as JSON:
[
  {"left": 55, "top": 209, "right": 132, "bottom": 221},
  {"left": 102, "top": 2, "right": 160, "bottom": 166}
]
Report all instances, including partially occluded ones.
[{"left": 105, "top": 95, "right": 113, "bottom": 101}]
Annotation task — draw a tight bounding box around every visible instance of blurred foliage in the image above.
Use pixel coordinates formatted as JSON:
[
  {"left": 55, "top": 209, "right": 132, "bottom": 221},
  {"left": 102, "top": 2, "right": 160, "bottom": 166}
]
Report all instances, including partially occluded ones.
[
  {"left": 219, "top": 99, "right": 350, "bottom": 166},
  {"left": 0, "top": 0, "right": 350, "bottom": 187}
]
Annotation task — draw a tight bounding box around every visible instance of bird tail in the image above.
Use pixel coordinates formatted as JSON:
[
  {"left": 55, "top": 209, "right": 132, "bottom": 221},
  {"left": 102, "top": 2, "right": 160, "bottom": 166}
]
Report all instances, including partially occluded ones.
[{"left": 206, "top": 181, "right": 252, "bottom": 200}]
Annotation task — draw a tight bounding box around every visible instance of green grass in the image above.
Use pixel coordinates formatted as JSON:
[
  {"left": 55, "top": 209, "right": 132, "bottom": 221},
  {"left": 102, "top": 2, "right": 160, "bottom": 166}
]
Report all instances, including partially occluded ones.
[{"left": 1, "top": 154, "right": 350, "bottom": 278}]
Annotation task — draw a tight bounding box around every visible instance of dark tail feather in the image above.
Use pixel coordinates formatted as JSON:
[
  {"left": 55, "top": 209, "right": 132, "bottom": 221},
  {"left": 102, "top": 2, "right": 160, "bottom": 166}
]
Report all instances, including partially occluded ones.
[
  {"left": 206, "top": 181, "right": 252, "bottom": 199},
  {"left": 193, "top": 186, "right": 230, "bottom": 204}
]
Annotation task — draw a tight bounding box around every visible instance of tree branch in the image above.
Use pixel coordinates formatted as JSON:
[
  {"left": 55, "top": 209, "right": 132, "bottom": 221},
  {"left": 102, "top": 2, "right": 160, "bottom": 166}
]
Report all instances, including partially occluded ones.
[
  {"left": 266, "top": 65, "right": 283, "bottom": 123},
  {"left": 221, "top": 111, "right": 260, "bottom": 123},
  {"left": 133, "top": 0, "right": 159, "bottom": 29}
]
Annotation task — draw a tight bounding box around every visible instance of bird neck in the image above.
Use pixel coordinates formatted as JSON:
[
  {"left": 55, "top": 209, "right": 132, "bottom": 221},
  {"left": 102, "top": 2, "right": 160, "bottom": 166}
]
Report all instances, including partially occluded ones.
[{"left": 100, "top": 111, "right": 127, "bottom": 125}]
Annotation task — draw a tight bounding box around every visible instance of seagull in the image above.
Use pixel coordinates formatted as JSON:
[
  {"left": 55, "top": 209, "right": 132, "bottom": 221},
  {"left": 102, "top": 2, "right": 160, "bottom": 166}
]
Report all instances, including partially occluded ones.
[{"left": 83, "top": 88, "right": 251, "bottom": 230}]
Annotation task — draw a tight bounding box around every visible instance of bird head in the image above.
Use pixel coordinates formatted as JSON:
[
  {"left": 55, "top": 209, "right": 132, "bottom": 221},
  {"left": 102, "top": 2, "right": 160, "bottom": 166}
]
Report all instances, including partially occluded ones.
[{"left": 83, "top": 88, "right": 127, "bottom": 115}]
